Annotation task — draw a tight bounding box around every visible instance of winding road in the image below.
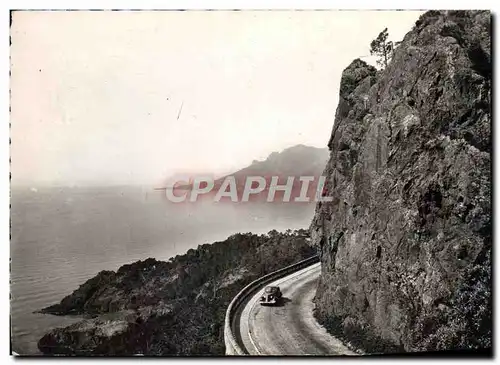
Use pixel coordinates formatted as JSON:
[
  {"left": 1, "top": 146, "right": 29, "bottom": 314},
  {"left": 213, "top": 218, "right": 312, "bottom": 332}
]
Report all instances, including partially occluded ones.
[{"left": 235, "top": 262, "right": 356, "bottom": 356}]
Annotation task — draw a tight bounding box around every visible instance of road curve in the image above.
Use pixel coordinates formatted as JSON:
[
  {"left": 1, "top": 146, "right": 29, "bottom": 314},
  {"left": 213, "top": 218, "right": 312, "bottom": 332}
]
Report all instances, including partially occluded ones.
[{"left": 237, "top": 262, "right": 356, "bottom": 356}]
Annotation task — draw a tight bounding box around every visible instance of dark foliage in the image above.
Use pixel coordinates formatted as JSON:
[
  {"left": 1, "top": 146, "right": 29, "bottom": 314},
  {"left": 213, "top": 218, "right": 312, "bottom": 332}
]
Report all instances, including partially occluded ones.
[{"left": 38, "top": 229, "right": 316, "bottom": 355}]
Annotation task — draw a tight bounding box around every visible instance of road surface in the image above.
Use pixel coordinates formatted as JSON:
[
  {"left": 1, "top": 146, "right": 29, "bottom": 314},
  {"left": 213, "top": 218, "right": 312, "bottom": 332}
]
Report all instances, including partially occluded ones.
[{"left": 237, "top": 262, "right": 356, "bottom": 355}]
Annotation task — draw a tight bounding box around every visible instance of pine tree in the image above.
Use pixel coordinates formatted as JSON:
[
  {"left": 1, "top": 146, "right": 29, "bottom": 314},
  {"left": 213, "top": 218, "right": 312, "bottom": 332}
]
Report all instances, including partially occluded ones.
[{"left": 370, "top": 28, "right": 393, "bottom": 69}]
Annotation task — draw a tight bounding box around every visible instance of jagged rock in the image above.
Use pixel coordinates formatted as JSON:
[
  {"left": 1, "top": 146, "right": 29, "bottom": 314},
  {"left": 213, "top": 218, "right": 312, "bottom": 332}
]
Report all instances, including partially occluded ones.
[
  {"left": 39, "top": 258, "right": 171, "bottom": 316},
  {"left": 39, "top": 270, "right": 117, "bottom": 315},
  {"left": 37, "top": 231, "right": 316, "bottom": 355},
  {"left": 38, "top": 312, "right": 138, "bottom": 355},
  {"left": 311, "top": 10, "right": 491, "bottom": 353}
]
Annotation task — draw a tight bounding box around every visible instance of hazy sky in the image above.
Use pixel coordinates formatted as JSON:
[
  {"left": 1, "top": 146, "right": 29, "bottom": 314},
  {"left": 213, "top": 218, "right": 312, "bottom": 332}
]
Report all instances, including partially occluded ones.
[{"left": 11, "top": 10, "right": 423, "bottom": 186}]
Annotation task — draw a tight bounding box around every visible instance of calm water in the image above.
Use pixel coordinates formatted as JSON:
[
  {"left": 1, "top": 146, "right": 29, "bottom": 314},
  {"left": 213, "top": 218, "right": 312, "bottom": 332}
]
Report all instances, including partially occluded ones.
[{"left": 10, "top": 186, "right": 315, "bottom": 355}]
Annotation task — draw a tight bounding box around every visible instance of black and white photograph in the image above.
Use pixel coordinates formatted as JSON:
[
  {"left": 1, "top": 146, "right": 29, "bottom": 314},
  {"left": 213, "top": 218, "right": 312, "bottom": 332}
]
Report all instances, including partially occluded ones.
[{"left": 7, "top": 6, "right": 492, "bottom": 358}]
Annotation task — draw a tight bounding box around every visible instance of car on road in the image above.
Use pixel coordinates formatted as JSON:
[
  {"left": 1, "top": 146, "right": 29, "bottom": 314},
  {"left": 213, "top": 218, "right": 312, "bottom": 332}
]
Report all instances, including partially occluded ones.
[{"left": 260, "top": 286, "right": 282, "bottom": 305}]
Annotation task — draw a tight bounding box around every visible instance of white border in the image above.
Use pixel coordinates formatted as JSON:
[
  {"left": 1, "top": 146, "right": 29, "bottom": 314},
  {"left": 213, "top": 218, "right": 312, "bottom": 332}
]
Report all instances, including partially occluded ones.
[
  {"left": 2, "top": 2, "right": 497, "bottom": 365},
  {"left": 1, "top": 0, "right": 497, "bottom": 10}
]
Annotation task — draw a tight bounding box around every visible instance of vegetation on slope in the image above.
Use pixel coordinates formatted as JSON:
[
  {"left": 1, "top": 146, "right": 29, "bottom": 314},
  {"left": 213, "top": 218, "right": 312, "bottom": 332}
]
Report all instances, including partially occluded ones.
[{"left": 38, "top": 229, "right": 316, "bottom": 355}]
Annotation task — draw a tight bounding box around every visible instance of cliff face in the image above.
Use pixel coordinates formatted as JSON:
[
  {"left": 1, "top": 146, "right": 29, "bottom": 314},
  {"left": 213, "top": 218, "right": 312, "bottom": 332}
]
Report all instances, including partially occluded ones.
[{"left": 310, "top": 11, "right": 491, "bottom": 353}]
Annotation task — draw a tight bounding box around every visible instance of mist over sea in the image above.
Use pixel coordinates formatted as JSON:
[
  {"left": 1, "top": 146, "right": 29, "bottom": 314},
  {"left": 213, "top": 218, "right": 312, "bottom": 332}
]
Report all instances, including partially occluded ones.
[{"left": 10, "top": 186, "right": 315, "bottom": 354}]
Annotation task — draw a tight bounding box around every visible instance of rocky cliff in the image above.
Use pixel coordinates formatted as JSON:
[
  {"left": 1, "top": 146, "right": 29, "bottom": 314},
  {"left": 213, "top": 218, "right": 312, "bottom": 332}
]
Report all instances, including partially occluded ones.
[
  {"left": 37, "top": 230, "right": 315, "bottom": 355},
  {"left": 310, "top": 10, "right": 491, "bottom": 353}
]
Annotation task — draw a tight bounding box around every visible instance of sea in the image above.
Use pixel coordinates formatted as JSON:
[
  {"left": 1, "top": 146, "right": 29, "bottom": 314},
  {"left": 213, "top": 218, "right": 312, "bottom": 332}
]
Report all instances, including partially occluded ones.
[{"left": 10, "top": 186, "right": 316, "bottom": 355}]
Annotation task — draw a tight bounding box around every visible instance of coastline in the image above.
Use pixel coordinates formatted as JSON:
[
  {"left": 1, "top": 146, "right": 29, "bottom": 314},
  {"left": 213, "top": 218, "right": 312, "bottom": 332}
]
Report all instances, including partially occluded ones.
[{"left": 34, "top": 229, "right": 316, "bottom": 355}]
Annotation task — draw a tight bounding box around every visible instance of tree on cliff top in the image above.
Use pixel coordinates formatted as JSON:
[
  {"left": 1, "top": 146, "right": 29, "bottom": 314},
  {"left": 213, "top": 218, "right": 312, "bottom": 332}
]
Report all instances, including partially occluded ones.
[{"left": 370, "top": 28, "right": 395, "bottom": 69}]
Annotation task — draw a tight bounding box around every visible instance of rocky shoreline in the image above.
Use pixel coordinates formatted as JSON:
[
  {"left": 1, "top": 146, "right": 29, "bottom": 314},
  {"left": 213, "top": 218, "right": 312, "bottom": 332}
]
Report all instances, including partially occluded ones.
[{"left": 37, "top": 229, "right": 316, "bottom": 355}]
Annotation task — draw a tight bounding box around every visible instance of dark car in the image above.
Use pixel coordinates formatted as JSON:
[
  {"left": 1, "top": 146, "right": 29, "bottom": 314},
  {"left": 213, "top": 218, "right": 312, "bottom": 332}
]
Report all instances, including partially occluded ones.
[{"left": 260, "top": 286, "right": 282, "bottom": 305}]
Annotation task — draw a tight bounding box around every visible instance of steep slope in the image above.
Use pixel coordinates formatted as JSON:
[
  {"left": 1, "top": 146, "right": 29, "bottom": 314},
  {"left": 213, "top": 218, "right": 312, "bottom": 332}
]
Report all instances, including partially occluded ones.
[
  {"left": 174, "top": 144, "right": 329, "bottom": 202},
  {"left": 229, "top": 144, "right": 329, "bottom": 179},
  {"left": 38, "top": 230, "right": 315, "bottom": 355},
  {"left": 216, "top": 144, "right": 329, "bottom": 201},
  {"left": 310, "top": 10, "right": 491, "bottom": 353}
]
